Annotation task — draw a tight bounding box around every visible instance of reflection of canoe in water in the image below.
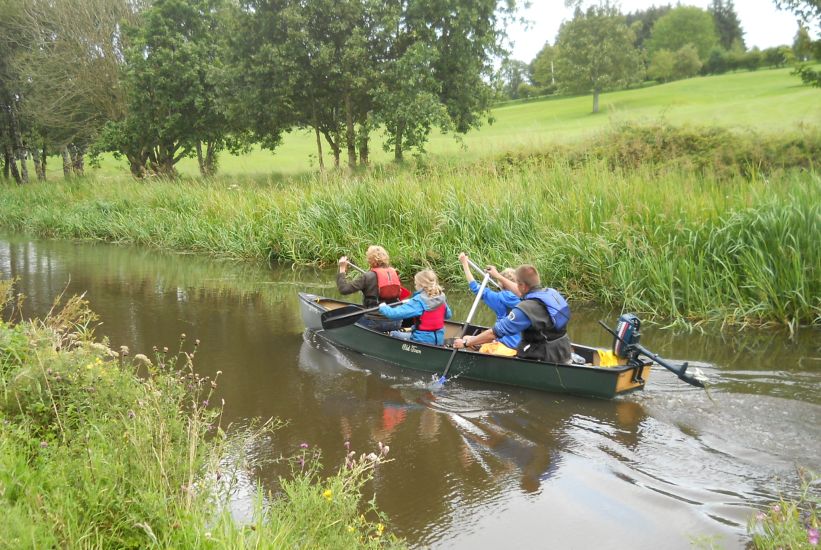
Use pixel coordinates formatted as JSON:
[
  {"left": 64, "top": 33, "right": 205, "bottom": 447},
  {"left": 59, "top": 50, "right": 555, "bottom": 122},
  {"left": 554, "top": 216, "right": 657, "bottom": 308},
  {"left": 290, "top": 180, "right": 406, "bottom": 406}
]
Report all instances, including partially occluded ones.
[{"left": 298, "top": 293, "right": 651, "bottom": 399}]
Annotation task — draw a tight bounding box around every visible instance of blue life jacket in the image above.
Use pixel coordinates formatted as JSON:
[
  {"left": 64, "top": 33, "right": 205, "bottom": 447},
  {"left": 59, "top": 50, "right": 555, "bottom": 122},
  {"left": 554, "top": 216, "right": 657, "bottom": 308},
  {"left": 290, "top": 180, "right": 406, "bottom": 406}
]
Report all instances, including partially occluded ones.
[{"left": 522, "top": 288, "right": 570, "bottom": 331}]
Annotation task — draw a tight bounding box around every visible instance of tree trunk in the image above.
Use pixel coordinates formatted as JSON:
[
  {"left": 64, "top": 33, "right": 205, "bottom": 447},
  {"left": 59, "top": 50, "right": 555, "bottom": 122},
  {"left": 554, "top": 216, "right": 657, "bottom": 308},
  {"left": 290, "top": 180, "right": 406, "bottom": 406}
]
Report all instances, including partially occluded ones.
[
  {"left": 357, "top": 120, "right": 369, "bottom": 167},
  {"left": 196, "top": 141, "right": 206, "bottom": 175},
  {"left": 4, "top": 142, "right": 21, "bottom": 183},
  {"left": 62, "top": 148, "right": 72, "bottom": 178},
  {"left": 126, "top": 153, "right": 146, "bottom": 178},
  {"left": 344, "top": 94, "right": 356, "bottom": 171},
  {"left": 69, "top": 143, "right": 85, "bottom": 176},
  {"left": 41, "top": 143, "right": 47, "bottom": 177},
  {"left": 205, "top": 141, "right": 216, "bottom": 176},
  {"left": 312, "top": 104, "right": 324, "bottom": 171},
  {"left": 592, "top": 87, "right": 601, "bottom": 114},
  {"left": 322, "top": 130, "right": 341, "bottom": 168},
  {"left": 394, "top": 122, "right": 404, "bottom": 163},
  {"left": 31, "top": 144, "right": 46, "bottom": 181},
  {"left": 2, "top": 149, "right": 8, "bottom": 180}
]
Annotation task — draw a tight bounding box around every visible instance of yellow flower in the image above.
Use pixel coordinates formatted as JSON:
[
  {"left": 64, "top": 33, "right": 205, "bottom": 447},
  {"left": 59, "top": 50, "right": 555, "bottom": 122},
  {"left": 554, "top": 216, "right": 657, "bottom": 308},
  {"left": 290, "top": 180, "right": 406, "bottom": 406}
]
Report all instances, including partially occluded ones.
[
  {"left": 323, "top": 489, "right": 333, "bottom": 501},
  {"left": 347, "top": 526, "right": 355, "bottom": 533},
  {"left": 377, "top": 523, "right": 384, "bottom": 535}
]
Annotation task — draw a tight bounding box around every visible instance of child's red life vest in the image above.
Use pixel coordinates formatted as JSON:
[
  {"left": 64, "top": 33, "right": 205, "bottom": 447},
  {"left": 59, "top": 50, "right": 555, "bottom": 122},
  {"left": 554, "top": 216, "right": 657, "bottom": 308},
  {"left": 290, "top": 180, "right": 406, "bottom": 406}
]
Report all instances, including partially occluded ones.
[
  {"left": 371, "top": 267, "right": 401, "bottom": 300},
  {"left": 416, "top": 304, "right": 446, "bottom": 331}
]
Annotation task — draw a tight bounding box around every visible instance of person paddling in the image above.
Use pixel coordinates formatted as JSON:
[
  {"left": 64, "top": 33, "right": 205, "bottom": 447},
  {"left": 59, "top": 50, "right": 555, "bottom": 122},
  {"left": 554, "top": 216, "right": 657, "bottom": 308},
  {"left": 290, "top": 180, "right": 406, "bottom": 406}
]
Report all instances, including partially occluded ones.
[
  {"left": 453, "top": 264, "right": 572, "bottom": 364},
  {"left": 457, "top": 253, "right": 520, "bottom": 356},
  {"left": 337, "top": 245, "right": 403, "bottom": 331},
  {"left": 378, "top": 269, "right": 453, "bottom": 345}
]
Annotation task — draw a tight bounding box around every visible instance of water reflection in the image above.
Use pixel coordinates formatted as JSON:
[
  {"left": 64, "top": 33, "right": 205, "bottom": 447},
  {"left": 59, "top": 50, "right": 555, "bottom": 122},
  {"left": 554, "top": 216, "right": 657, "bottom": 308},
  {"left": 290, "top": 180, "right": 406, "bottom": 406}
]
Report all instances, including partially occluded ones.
[{"left": 2, "top": 235, "right": 820, "bottom": 549}]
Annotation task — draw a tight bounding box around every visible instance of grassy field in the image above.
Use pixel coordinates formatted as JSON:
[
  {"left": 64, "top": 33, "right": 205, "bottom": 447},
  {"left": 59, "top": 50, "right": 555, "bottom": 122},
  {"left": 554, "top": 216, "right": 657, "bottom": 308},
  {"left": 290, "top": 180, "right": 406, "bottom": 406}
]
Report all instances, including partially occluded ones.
[{"left": 69, "top": 67, "right": 821, "bottom": 179}]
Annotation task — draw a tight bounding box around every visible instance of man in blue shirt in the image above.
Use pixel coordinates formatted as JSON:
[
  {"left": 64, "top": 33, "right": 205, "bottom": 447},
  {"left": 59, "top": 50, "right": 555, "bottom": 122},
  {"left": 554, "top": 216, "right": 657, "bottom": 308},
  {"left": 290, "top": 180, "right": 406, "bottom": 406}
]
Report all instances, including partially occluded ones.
[{"left": 454, "top": 264, "right": 572, "bottom": 364}]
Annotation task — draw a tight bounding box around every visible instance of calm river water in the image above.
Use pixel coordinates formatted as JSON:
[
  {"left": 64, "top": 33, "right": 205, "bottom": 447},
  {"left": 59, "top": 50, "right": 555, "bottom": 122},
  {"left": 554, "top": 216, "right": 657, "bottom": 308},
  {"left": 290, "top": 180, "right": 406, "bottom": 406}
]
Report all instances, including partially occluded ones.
[{"left": 1, "top": 236, "right": 818, "bottom": 549}]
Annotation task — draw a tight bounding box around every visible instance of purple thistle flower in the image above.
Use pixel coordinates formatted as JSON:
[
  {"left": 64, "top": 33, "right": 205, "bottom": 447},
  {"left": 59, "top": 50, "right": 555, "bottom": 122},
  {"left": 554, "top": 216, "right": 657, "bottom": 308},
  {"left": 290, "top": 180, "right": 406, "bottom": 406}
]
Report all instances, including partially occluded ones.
[
  {"left": 809, "top": 528, "right": 819, "bottom": 546},
  {"left": 299, "top": 442, "right": 309, "bottom": 449},
  {"left": 344, "top": 440, "right": 350, "bottom": 450}
]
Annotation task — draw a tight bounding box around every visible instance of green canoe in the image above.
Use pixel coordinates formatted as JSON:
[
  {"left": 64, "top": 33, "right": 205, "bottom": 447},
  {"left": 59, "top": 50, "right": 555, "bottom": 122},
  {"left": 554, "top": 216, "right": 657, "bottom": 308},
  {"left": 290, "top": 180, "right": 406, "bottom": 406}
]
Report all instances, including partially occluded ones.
[{"left": 298, "top": 292, "right": 651, "bottom": 399}]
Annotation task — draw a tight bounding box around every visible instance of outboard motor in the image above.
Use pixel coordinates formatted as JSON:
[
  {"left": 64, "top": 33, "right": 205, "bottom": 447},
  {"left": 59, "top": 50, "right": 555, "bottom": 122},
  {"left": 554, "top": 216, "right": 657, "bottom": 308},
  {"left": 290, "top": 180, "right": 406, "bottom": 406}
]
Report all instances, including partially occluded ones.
[
  {"left": 613, "top": 313, "right": 641, "bottom": 362},
  {"left": 598, "top": 313, "right": 708, "bottom": 389}
]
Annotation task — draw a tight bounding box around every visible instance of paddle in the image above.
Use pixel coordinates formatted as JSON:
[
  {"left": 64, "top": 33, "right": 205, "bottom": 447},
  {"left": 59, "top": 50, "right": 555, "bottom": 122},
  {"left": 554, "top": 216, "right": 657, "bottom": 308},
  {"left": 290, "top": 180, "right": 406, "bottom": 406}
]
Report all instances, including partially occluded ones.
[
  {"left": 597, "top": 320, "right": 708, "bottom": 388},
  {"left": 321, "top": 298, "right": 412, "bottom": 330},
  {"left": 436, "top": 271, "right": 491, "bottom": 385},
  {"left": 464, "top": 256, "right": 502, "bottom": 289},
  {"left": 344, "top": 259, "right": 411, "bottom": 299}
]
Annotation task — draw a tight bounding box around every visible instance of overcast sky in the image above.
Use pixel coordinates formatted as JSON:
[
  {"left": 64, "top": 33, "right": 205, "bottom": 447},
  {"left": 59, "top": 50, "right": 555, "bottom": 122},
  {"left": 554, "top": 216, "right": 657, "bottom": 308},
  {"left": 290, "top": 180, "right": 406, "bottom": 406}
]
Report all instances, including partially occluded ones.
[{"left": 508, "top": 0, "right": 803, "bottom": 62}]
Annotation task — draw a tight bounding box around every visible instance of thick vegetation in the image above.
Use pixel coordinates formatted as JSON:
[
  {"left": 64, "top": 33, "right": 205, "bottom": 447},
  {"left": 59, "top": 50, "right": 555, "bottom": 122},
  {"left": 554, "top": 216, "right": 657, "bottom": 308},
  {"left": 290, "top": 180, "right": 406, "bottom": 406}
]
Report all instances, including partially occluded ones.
[
  {"left": 0, "top": 281, "right": 403, "bottom": 548},
  {"left": 1, "top": 125, "right": 818, "bottom": 330}
]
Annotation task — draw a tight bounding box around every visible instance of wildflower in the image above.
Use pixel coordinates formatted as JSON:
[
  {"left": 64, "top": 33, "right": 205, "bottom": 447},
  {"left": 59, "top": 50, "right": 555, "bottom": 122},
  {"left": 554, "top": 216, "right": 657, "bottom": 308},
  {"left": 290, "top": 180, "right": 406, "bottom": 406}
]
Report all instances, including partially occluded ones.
[
  {"left": 377, "top": 523, "right": 384, "bottom": 535},
  {"left": 120, "top": 345, "right": 129, "bottom": 357},
  {"left": 134, "top": 354, "right": 152, "bottom": 366},
  {"left": 323, "top": 489, "right": 333, "bottom": 501},
  {"left": 347, "top": 526, "right": 355, "bottom": 533},
  {"left": 128, "top": 410, "right": 136, "bottom": 419},
  {"left": 381, "top": 445, "right": 390, "bottom": 457},
  {"left": 344, "top": 440, "right": 350, "bottom": 451},
  {"left": 300, "top": 442, "right": 309, "bottom": 449},
  {"left": 809, "top": 528, "right": 819, "bottom": 546},
  {"left": 202, "top": 400, "right": 209, "bottom": 407},
  {"left": 772, "top": 504, "right": 781, "bottom": 513}
]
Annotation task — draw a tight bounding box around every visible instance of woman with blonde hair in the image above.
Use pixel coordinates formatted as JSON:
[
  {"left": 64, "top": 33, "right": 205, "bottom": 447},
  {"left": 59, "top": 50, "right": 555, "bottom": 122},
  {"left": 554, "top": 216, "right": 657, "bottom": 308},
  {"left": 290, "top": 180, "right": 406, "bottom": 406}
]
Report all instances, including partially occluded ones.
[{"left": 378, "top": 269, "right": 452, "bottom": 345}]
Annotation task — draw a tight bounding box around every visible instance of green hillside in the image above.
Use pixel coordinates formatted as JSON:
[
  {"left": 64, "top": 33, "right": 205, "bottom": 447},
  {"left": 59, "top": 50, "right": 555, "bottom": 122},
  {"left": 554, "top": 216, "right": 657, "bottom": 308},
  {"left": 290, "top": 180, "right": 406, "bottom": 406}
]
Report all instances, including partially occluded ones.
[{"left": 83, "top": 67, "right": 820, "bottom": 179}]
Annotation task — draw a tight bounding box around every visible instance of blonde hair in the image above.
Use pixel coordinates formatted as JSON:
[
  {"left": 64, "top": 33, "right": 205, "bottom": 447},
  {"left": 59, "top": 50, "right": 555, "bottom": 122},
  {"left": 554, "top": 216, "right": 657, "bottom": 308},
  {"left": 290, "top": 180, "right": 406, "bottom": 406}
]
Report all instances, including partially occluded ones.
[
  {"left": 366, "top": 245, "right": 390, "bottom": 268},
  {"left": 414, "top": 269, "right": 443, "bottom": 297},
  {"left": 501, "top": 268, "right": 517, "bottom": 283}
]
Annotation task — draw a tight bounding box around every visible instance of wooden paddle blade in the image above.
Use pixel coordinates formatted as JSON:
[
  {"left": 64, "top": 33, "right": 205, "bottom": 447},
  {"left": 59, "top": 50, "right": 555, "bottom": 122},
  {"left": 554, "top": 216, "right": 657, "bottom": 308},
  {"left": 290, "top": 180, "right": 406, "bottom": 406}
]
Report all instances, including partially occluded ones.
[{"left": 320, "top": 305, "right": 367, "bottom": 330}]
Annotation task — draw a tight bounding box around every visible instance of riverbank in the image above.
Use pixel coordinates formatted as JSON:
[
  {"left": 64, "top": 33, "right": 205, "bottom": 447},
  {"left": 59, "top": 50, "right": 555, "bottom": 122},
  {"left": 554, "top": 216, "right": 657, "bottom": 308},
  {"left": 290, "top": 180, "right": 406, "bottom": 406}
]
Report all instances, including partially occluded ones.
[
  {"left": 0, "top": 281, "right": 403, "bottom": 548},
  {"left": 1, "top": 126, "right": 819, "bottom": 329}
]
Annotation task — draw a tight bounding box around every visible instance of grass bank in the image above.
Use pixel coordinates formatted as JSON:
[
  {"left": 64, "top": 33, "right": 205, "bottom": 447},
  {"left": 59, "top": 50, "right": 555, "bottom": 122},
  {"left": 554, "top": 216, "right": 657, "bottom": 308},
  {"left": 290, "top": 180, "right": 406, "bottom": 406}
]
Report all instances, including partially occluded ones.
[{"left": 0, "top": 281, "right": 404, "bottom": 548}]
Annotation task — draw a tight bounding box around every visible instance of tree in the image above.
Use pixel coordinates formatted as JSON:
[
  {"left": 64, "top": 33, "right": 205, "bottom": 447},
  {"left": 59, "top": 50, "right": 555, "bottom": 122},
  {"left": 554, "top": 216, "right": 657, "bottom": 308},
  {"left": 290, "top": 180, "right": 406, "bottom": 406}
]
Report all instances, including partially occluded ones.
[
  {"left": 373, "top": 42, "right": 447, "bottom": 161},
  {"left": 646, "top": 6, "right": 719, "bottom": 61},
  {"left": 709, "top": 0, "right": 745, "bottom": 51},
  {"left": 554, "top": 5, "right": 644, "bottom": 114},
  {"left": 774, "top": 1, "right": 821, "bottom": 24},
  {"left": 647, "top": 49, "right": 675, "bottom": 82},
  {"left": 794, "top": 25, "right": 814, "bottom": 61},
  {"left": 109, "top": 0, "right": 229, "bottom": 177},
  {"left": 498, "top": 59, "right": 530, "bottom": 99},
  {"left": 530, "top": 42, "right": 557, "bottom": 92},
  {"left": 703, "top": 46, "right": 729, "bottom": 74},
  {"left": 673, "top": 44, "right": 703, "bottom": 79},
  {"left": 624, "top": 4, "right": 672, "bottom": 50}
]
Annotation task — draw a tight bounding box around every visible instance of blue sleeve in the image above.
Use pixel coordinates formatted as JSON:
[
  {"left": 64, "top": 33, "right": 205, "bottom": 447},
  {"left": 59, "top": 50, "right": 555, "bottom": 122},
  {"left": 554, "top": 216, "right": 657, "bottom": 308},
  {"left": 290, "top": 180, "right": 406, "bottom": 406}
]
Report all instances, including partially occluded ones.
[
  {"left": 468, "top": 280, "right": 480, "bottom": 294},
  {"left": 379, "top": 298, "right": 424, "bottom": 320},
  {"left": 492, "top": 306, "right": 532, "bottom": 338},
  {"left": 499, "top": 291, "right": 521, "bottom": 311},
  {"left": 480, "top": 289, "right": 507, "bottom": 318},
  {"left": 445, "top": 304, "right": 452, "bottom": 319}
]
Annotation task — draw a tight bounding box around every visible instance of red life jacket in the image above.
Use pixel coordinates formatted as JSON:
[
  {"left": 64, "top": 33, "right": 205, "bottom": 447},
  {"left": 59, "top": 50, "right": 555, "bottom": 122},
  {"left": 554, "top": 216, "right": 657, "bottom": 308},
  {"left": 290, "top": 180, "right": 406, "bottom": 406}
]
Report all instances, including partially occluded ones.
[
  {"left": 371, "top": 267, "right": 401, "bottom": 300},
  {"left": 416, "top": 304, "right": 446, "bottom": 331}
]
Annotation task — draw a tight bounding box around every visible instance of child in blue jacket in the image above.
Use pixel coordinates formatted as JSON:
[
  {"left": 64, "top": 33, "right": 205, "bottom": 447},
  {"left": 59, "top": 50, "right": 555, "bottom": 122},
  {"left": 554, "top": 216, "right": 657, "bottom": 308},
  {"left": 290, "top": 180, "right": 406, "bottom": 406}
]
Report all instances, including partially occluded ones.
[
  {"left": 378, "top": 269, "right": 452, "bottom": 345},
  {"left": 458, "top": 253, "right": 521, "bottom": 350}
]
